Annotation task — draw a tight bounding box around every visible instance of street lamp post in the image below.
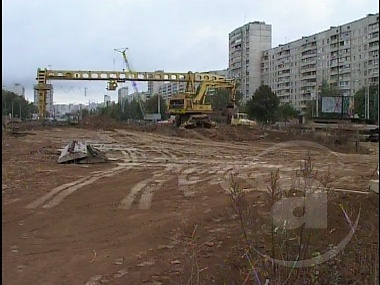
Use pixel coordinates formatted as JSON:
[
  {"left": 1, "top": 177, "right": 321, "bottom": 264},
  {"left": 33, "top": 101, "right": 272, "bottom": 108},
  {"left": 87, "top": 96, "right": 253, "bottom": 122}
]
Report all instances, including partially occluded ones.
[{"left": 366, "top": 85, "right": 370, "bottom": 120}]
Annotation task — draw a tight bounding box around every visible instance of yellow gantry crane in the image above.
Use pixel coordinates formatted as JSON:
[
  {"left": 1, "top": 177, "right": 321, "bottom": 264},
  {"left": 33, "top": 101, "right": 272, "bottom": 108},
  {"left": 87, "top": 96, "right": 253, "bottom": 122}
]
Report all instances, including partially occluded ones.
[{"left": 34, "top": 68, "right": 227, "bottom": 119}]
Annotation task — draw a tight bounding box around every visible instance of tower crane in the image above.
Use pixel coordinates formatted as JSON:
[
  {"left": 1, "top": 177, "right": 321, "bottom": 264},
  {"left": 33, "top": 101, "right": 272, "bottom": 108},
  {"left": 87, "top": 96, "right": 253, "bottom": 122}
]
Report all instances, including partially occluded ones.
[{"left": 114, "top": 47, "right": 146, "bottom": 119}]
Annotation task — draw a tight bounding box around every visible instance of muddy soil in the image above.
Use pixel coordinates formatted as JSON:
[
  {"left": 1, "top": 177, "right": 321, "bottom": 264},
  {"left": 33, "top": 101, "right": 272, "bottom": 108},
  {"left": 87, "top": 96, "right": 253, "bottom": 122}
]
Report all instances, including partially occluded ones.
[{"left": 2, "top": 125, "right": 379, "bottom": 284}]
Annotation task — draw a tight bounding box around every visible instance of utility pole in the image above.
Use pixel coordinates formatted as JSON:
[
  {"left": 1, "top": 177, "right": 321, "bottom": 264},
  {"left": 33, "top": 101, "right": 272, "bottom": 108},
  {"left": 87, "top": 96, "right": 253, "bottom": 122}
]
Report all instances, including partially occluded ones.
[
  {"left": 11, "top": 100, "right": 14, "bottom": 129},
  {"left": 366, "top": 85, "right": 370, "bottom": 120},
  {"left": 316, "top": 92, "right": 319, "bottom": 118},
  {"left": 157, "top": 94, "right": 160, "bottom": 114}
]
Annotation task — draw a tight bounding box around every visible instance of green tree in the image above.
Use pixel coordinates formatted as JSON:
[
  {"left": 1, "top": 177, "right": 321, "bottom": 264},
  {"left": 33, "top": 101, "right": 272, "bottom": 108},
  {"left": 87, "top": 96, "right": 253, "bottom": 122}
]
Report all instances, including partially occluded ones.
[
  {"left": 128, "top": 99, "right": 144, "bottom": 120},
  {"left": 144, "top": 95, "right": 168, "bottom": 119},
  {"left": 2, "top": 89, "right": 38, "bottom": 120},
  {"left": 354, "top": 85, "right": 378, "bottom": 120},
  {"left": 319, "top": 79, "right": 339, "bottom": 97},
  {"left": 277, "top": 103, "right": 299, "bottom": 121},
  {"left": 205, "top": 88, "right": 243, "bottom": 116},
  {"left": 246, "top": 85, "right": 279, "bottom": 123}
]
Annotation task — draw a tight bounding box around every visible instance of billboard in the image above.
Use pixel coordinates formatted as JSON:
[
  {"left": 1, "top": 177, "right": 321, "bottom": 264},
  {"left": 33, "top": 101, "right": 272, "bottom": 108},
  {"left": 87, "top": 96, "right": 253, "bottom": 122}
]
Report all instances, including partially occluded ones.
[
  {"left": 321, "top": 96, "right": 351, "bottom": 114},
  {"left": 144, "top": 113, "right": 161, "bottom": 121}
]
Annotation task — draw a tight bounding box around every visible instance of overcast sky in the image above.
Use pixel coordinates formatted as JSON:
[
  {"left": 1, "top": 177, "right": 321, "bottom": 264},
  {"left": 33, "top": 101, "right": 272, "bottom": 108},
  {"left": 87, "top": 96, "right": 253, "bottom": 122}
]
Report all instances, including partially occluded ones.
[{"left": 2, "top": 0, "right": 378, "bottom": 104}]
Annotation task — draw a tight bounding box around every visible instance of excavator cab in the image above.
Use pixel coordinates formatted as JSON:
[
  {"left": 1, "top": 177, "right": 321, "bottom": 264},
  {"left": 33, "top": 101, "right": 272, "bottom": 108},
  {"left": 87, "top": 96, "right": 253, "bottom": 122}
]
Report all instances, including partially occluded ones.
[{"left": 168, "top": 98, "right": 185, "bottom": 111}]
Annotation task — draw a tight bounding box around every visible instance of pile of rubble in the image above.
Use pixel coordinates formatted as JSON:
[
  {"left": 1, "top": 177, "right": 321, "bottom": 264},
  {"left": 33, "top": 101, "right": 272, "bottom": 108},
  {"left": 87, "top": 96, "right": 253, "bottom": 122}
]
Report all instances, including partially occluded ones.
[{"left": 57, "top": 140, "right": 109, "bottom": 164}]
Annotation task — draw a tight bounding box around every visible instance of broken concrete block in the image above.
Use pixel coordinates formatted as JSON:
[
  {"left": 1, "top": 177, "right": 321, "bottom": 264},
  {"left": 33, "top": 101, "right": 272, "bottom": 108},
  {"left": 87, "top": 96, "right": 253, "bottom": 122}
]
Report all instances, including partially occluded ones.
[
  {"left": 369, "top": 179, "right": 379, "bottom": 194},
  {"left": 57, "top": 140, "right": 108, "bottom": 164}
]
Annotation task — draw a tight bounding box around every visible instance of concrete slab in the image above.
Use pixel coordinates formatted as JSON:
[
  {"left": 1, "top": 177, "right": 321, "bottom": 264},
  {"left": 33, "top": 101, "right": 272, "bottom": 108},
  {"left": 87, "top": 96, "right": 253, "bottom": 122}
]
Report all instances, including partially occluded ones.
[{"left": 369, "top": 179, "right": 379, "bottom": 194}]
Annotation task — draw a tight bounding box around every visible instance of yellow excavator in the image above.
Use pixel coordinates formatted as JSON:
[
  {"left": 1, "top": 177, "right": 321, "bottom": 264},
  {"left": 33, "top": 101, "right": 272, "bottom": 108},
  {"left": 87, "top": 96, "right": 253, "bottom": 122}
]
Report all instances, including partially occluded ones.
[{"left": 167, "top": 79, "right": 237, "bottom": 128}]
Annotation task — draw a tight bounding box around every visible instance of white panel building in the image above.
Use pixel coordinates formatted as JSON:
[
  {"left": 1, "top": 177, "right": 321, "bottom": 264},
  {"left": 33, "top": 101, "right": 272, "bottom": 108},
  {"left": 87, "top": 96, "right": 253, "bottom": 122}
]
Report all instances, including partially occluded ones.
[
  {"left": 229, "top": 21, "right": 272, "bottom": 103},
  {"left": 14, "top": 83, "right": 25, "bottom": 98}
]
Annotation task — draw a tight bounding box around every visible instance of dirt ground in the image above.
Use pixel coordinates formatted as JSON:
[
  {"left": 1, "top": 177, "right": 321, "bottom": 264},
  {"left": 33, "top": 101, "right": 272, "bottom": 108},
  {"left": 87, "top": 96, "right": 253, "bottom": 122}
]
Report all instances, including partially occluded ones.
[{"left": 2, "top": 124, "right": 379, "bottom": 284}]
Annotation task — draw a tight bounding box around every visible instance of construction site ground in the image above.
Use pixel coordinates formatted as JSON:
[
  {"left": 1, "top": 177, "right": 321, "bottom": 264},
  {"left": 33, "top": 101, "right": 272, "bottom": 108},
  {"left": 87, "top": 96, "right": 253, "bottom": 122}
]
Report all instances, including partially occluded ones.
[{"left": 2, "top": 122, "right": 379, "bottom": 284}]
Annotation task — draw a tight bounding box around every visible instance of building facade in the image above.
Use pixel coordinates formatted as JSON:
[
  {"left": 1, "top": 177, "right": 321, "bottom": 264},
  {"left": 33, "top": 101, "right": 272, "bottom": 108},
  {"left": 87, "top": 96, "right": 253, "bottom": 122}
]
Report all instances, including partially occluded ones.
[
  {"left": 147, "top": 70, "right": 165, "bottom": 96},
  {"left": 261, "top": 13, "right": 379, "bottom": 111},
  {"left": 229, "top": 21, "right": 272, "bottom": 103},
  {"left": 118, "top": 86, "right": 129, "bottom": 103},
  {"left": 127, "top": 92, "right": 151, "bottom": 103},
  {"left": 14, "top": 83, "right": 25, "bottom": 98},
  {"left": 104, "top": 95, "right": 111, "bottom": 106}
]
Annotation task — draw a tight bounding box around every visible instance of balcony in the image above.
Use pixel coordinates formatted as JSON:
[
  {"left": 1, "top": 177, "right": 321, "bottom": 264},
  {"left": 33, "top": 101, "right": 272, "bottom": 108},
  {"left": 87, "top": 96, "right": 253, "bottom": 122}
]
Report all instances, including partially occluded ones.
[
  {"left": 301, "top": 81, "right": 317, "bottom": 87},
  {"left": 302, "top": 73, "right": 316, "bottom": 80},
  {"left": 301, "top": 66, "right": 317, "bottom": 73},
  {"left": 302, "top": 43, "right": 317, "bottom": 52},
  {"left": 301, "top": 50, "right": 317, "bottom": 58}
]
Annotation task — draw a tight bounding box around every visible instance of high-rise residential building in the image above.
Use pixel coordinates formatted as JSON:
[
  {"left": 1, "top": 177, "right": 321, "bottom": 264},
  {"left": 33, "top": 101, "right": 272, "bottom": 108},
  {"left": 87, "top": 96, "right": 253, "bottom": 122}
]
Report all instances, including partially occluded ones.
[
  {"left": 229, "top": 21, "right": 272, "bottom": 103},
  {"left": 147, "top": 70, "right": 165, "bottom": 95},
  {"left": 204, "top": 69, "right": 229, "bottom": 77},
  {"left": 261, "top": 13, "right": 379, "bottom": 112},
  {"left": 33, "top": 84, "right": 54, "bottom": 115},
  {"left": 104, "top": 95, "right": 111, "bottom": 106},
  {"left": 14, "top": 83, "right": 25, "bottom": 98},
  {"left": 158, "top": 81, "right": 189, "bottom": 101},
  {"left": 127, "top": 92, "right": 150, "bottom": 103},
  {"left": 117, "top": 86, "right": 128, "bottom": 107}
]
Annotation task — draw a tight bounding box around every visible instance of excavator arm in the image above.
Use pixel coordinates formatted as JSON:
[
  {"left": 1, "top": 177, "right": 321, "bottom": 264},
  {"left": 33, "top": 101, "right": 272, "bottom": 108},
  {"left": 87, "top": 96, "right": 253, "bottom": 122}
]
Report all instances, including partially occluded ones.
[{"left": 193, "top": 79, "right": 237, "bottom": 107}]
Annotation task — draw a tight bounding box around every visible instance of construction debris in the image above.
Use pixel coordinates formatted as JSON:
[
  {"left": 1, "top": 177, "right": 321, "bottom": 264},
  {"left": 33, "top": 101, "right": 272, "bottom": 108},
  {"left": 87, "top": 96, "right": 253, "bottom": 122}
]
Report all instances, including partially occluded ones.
[
  {"left": 57, "top": 140, "right": 109, "bottom": 164},
  {"left": 369, "top": 164, "right": 379, "bottom": 194}
]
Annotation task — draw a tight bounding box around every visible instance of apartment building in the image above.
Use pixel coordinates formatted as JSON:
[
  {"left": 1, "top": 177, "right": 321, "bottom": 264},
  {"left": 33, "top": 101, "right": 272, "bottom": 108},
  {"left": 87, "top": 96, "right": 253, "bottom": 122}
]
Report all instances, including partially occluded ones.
[
  {"left": 229, "top": 21, "right": 272, "bottom": 103},
  {"left": 127, "top": 92, "right": 151, "bottom": 103},
  {"left": 147, "top": 70, "right": 164, "bottom": 96},
  {"left": 14, "top": 83, "right": 25, "bottom": 98},
  {"left": 260, "top": 13, "right": 379, "bottom": 111},
  {"left": 118, "top": 86, "right": 129, "bottom": 107},
  {"left": 104, "top": 95, "right": 111, "bottom": 106}
]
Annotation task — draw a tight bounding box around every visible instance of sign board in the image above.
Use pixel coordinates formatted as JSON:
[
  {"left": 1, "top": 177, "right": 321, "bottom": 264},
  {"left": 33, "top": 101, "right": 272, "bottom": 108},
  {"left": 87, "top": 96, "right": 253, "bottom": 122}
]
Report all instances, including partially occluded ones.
[
  {"left": 321, "top": 96, "right": 350, "bottom": 114},
  {"left": 144, "top": 113, "right": 161, "bottom": 121}
]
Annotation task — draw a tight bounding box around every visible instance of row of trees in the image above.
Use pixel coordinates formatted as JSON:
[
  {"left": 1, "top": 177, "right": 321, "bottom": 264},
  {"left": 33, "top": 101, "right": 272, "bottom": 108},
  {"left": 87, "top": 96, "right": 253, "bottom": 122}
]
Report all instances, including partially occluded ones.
[
  {"left": 353, "top": 85, "right": 378, "bottom": 121},
  {"left": 90, "top": 86, "right": 300, "bottom": 124},
  {"left": 2, "top": 89, "right": 38, "bottom": 120},
  {"left": 243, "top": 81, "right": 379, "bottom": 123},
  {"left": 86, "top": 94, "right": 169, "bottom": 121},
  {"left": 11, "top": 81, "right": 373, "bottom": 124}
]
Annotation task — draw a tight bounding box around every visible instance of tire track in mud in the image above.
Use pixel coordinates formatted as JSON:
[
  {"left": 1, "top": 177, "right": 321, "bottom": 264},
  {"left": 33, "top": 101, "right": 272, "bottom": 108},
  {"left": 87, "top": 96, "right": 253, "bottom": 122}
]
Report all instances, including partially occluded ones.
[
  {"left": 26, "top": 165, "right": 131, "bottom": 209},
  {"left": 119, "top": 165, "right": 177, "bottom": 210},
  {"left": 27, "top": 132, "right": 324, "bottom": 211}
]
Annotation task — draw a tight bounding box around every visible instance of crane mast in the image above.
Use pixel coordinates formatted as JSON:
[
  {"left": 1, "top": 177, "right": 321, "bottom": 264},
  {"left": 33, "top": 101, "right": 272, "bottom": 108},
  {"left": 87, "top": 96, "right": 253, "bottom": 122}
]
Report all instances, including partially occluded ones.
[{"left": 114, "top": 48, "right": 146, "bottom": 119}]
